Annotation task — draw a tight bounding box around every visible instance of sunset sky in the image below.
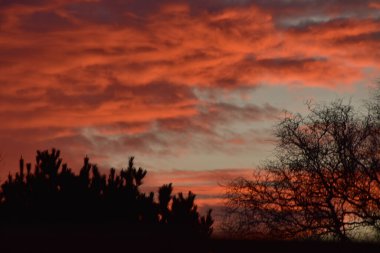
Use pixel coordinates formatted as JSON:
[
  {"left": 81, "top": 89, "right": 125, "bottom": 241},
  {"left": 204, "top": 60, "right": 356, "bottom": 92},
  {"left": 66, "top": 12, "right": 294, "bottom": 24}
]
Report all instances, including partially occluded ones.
[{"left": 0, "top": 0, "right": 379, "bottom": 214}]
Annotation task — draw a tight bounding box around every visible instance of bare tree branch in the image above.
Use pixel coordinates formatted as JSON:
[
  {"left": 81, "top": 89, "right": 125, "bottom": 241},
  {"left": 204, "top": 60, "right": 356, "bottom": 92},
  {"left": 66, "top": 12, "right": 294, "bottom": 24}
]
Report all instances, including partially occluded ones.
[{"left": 223, "top": 100, "right": 380, "bottom": 241}]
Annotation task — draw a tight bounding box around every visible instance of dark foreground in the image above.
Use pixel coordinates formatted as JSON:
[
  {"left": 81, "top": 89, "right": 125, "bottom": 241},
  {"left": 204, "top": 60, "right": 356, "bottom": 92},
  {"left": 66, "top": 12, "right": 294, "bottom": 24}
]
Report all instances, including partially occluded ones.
[{"left": 1, "top": 227, "right": 379, "bottom": 253}]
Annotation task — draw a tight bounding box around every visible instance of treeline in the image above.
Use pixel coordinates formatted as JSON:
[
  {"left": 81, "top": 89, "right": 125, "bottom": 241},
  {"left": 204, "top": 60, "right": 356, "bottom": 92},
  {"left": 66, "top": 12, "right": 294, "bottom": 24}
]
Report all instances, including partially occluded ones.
[{"left": 0, "top": 149, "right": 213, "bottom": 240}]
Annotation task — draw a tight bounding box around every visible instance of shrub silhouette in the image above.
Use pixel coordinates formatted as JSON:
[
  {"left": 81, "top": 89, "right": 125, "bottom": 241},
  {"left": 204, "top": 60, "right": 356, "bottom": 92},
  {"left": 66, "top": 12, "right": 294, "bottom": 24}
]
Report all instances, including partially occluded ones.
[{"left": 0, "top": 148, "right": 213, "bottom": 240}]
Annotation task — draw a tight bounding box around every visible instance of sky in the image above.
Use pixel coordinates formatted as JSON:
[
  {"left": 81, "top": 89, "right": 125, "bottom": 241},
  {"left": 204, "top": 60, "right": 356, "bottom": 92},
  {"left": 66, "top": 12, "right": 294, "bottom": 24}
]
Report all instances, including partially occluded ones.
[{"left": 0, "top": 0, "right": 379, "bottom": 218}]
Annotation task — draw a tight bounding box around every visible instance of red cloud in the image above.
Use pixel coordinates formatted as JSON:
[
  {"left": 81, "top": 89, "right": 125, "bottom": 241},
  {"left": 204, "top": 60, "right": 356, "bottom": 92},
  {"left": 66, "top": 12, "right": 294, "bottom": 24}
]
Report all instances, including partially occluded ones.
[
  {"left": 370, "top": 2, "right": 380, "bottom": 9},
  {"left": 142, "top": 167, "right": 255, "bottom": 207},
  {"left": 0, "top": 1, "right": 378, "bottom": 209}
]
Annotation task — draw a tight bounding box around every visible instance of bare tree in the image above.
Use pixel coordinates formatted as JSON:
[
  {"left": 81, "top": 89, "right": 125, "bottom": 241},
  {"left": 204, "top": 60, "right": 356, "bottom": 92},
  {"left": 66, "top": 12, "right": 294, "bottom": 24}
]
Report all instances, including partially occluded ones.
[{"left": 223, "top": 100, "right": 380, "bottom": 241}]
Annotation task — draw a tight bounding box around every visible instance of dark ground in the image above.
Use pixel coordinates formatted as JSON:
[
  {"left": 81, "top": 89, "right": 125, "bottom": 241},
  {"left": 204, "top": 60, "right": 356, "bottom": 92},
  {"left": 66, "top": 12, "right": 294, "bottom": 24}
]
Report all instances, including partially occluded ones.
[{"left": 1, "top": 226, "right": 379, "bottom": 253}]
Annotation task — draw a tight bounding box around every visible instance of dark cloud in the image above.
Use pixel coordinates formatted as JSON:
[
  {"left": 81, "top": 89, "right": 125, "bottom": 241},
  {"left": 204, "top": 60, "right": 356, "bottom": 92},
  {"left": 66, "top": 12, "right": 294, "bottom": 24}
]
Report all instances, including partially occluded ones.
[
  {"left": 252, "top": 0, "right": 378, "bottom": 27},
  {"left": 0, "top": 0, "right": 48, "bottom": 8},
  {"left": 9, "top": 81, "right": 196, "bottom": 110},
  {"left": 335, "top": 31, "right": 380, "bottom": 44},
  {"left": 255, "top": 57, "right": 327, "bottom": 70},
  {"left": 20, "top": 11, "right": 74, "bottom": 32},
  {"left": 131, "top": 82, "right": 197, "bottom": 105}
]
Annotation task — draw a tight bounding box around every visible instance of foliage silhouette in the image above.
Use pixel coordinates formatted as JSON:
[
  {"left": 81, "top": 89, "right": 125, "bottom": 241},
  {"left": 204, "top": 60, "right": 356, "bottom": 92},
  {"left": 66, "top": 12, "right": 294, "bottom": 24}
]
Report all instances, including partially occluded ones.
[
  {"left": 223, "top": 100, "right": 380, "bottom": 241},
  {"left": 0, "top": 148, "right": 213, "bottom": 242}
]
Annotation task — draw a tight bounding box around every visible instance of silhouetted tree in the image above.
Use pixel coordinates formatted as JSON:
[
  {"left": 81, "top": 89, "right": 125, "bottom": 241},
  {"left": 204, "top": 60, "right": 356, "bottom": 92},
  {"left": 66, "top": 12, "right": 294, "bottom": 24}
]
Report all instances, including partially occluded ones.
[
  {"left": 224, "top": 100, "right": 380, "bottom": 241},
  {"left": 0, "top": 149, "right": 213, "bottom": 240}
]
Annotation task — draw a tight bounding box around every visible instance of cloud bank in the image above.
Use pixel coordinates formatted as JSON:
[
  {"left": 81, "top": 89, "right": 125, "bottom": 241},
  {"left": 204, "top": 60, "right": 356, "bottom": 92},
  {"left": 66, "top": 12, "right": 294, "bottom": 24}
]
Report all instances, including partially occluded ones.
[{"left": 0, "top": 0, "right": 379, "bottom": 207}]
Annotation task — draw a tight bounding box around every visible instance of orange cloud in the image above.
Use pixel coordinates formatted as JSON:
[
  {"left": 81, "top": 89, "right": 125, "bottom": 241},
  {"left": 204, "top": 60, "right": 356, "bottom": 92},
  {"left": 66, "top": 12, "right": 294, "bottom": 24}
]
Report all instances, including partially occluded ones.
[
  {"left": 142, "top": 168, "right": 255, "bottom": 209},
  {"left": 370, "top": 2, "right": 380, "bottom": 9},
  {"left": 0, "top": 0, "right": 379, "bottom": 200}
]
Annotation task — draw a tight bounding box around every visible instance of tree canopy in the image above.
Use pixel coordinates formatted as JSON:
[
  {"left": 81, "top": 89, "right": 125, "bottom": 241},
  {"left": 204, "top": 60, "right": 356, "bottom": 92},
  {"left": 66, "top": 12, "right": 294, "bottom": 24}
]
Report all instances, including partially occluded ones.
[{"left": 0, "top": 149, "right": 213, "bottom": 240}]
